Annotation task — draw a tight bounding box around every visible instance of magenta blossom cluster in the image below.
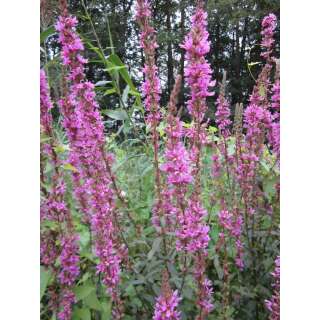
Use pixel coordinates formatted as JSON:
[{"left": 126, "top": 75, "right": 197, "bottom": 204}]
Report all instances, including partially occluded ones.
[
  {"left": 237, "top": 13, "right": 278, "bottom": 194},
  {"left": 153, "top": 290, "right": 181, "bottom": 320},
  {"left": 196, "top": 278, "right": 214, "bottom": 317},
  {"left": 271, "top": 80, "right": 280, "bottom": 111},
  {"left": 181, "top": 6, "right": 215, "bottom": 123},
  {"left": 55, "top": 14, "right": 126, "bottom": 311},
  {"left": 58, "top": 233, "right": 80, "bottom": 286},
  {"left": 176, "top": 199, "right": 210, "bottom": 253},
  {"left": 182, "top": 2, "right": 215, "bottom": 179},
  {"left": 40, "top": 69, "right": 57, "bottom": 161},
  {"left": 57, "top": 288, "right": 76, "bottom": 320},
  {"left": 40, "top": 69, "right": 54, "bottom": 136},
  {"left": 236, "top": 99, "right": 272, "bottom": 200},
  {"left": 159, "top": 76, "right": 193, "bottom": 233},
  {"left": 135, "top": 0, "right": 161, "bottom": 126},
  {"left": 161, "top": 118, "right": 192, "bottom": 186},
  {"left": 261, "top": 14, "right": 277, "bottom": 60},
  {"left": 265, "top": 256, "right": 280, "bottom": 320},
  {"left": 215, "top": 93, "right": 231, "bottom": 138},
  {"left": 194, "top": 255, "right": 214, "bottom": 318},
  {"left": 269, "top": 78, "right": 280, "bottom": 160},
  {"left": 217, "top": 208, "right": 244, "bottom": 269}
]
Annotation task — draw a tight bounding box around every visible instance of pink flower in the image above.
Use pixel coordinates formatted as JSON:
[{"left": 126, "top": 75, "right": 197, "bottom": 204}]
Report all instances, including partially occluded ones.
[
  {"left": 215, "top": 94, "right": 231, "bottom": 137},
  {"left": 58, "top": 234, "right": 80, "bottom": 286},
  {"left": 135, "top": 0, "right": 161, "bottom": 127},
  {"left": 182, "top": 4, "right": 215, "bottom": 123},
  {"left": 57, "top": 289, "right": 76, "bottom": 320},
  {"left": 176, "top": 199, "right": 210, "bottom": 253},
  {"left": 153, "top": 290, "right": 181, "bottom": 320},
  {"left": 261, "top": 13, "right": 277, "bottom": 60}
]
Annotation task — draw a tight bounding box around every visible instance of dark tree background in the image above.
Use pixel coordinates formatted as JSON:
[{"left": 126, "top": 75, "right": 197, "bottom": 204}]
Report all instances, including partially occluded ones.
[{"left": 41, "top": 0, "right": 280, "bottom": 124}]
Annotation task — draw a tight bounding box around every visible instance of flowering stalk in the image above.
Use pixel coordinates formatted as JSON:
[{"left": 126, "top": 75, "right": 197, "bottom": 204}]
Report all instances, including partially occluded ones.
[
  {"left": 181, "top": 2, "right": 214, "bottom": 317},
  {"left": 135, "top": 0, "right": 162, "bottom": 199},
  {"left": 265, "top": 256, "right": 280, "bottom": 320},
  {"left": 55, "top": 3, "right": 126, "bottom": 316},
  {"left": 181, "top": 0, "right": 215, "bottom": 192},
  {"left": 40, "top": 69, "right": 80, "bottom": 320},
  {"left": 159, "top": 75, "right": 192, "bottom": 232},
  {"left": 269, "top": 59, "right": 280, "bottom": 162},
  {"left": 236, "top": 14, "right": 277, "bottom": 216},
  {"left": 136, "top": 0, "right": 172, "bottom": 274},
  {"left": 215, "top": 71, "right": 231, "bottom": 139}
]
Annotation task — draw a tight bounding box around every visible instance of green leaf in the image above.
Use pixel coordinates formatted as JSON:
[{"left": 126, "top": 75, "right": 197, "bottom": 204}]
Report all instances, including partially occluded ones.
[
  {"left": 103, "top": 88, "right": 117, "bottom": 96},
  {"left": 157, "top": 121, "right": 166, "bottom": 137},
  {"left": 72, "top": 308, "right": 91, "bottom": 320},
  {"left": 108, "top": 54, "right": 137, "bottom": 92},
  {"left": 208, "top": 126, "right": 218, "bottom": 134},
  {"left": 41, "top": 220, "right": 59, "bottom": 231},
  {"left": 122, "top": 85, "right": 130, "bottom": 106},
  {"left": 40, "top": 266, "right": 52, "bottom": 300},
  {"left": 73, "top": 283, "right": 95, "bottom": 300},
  {"left": 81, "top": 35, "right": 106, "bottom": 63},
  {"left": 247, "top": 62, "right": 260, "bottom": 67},
  {"left": 259, "top": 84, "right": 266, "bottom": 97},
  {"left": 213, "top": 256, "right": 224, "bottom": 280},
  {"left": 101, "top": 300, "right": 112, "bottom": 320},
  {"left": 40, "top": 26, "right": 56, "bottom": 43},
  {"left": 129, "top": 90, "right": 140, "bottom": 97},
  {"left": 54, "top": 145, "right": 68, "bottom": 154},
  {"left": 78, "top": 272, "right": 91, "bottom": 285},
  {"left": 147, "top": 237, "right": 162, "bottom": 260},
  {"left": 84, "top": 291, "right": 102, "bottom": 311},
  {"left": 104, "top": 65, "right": 127, "bottom": 72},
  {"left": 62, "top": 163, "right": 78, "bottom": 172},
  {"left": 105, "top": 109, "right": 128, "bottom": 121},
  {"left": 79, "top": 229, "right": 90, "bottom": 248},
  {"left": 125, "top": 284, "right": 136, "bottom": 297},
  {"left": 132, "top": 297, "right": 142, "bottom": 308}
]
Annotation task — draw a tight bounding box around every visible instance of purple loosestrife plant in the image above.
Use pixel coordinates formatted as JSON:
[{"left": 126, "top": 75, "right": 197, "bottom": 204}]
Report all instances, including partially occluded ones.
[
  {"left": 236, "top": 14, "right": 278, "bottom": 219},
  {"left": 215, "top": 72, "right": 231, "bottom": 139},
  {"left": 216, "top": 207, "right": 244, "bottom": 270},
  {"left": 269, "top": 79, "right": 280, "bottom": 160},
  {"left": 268, "top": 58, "right": 280, "bottom": 162},
  {"left": 135, "top": 0, "right": 164, "bottom": 231},
  {"left": 180, "top": 2, "right": 214, "bottom": 317},
  {"left": 55, "top": 7, "right": 126, "bottom": 316},
  {"left": 40, "top": 69, "right": 54, "bottom": 138},
  {"left": 40, "top": 69, "right": 80, "bottom": 320},
  {"left": 159, "top": 75, "right": 192, "bottom": 233},
  {"left": 40, "top": 3, "right": 280, "bottom": 318},
  {"left": 181, "top": 0, "right": 215, "bottom": 189},
  {"left": 40, "top": 69, "right": 60, "bottom": 269}
]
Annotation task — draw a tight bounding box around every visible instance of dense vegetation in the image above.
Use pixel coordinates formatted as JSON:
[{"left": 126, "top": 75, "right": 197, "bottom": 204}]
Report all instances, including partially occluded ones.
[{"left": 40, "top": 0, "right": 280, "bottom": 319}]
